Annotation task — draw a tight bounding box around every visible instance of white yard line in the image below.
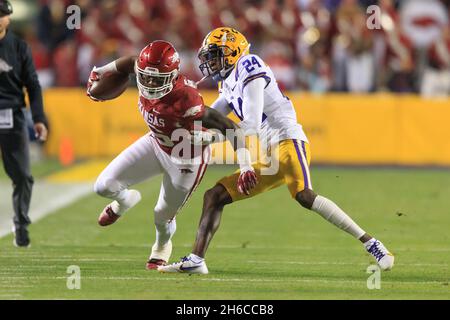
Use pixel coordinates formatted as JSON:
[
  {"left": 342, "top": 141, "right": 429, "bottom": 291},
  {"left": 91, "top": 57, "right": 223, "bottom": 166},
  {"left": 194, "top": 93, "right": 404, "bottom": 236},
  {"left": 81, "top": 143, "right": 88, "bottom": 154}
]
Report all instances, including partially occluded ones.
[
  {"left": 1, "top": 258, "right": 136, "bottom": 262},
  {"left": 0, "top": 276, "right": 428, "bottom": 286},
  {"left": 0, "top": 275, "right": 447, "bottom": 286},
  {"left": 182, "top": 244, "right": 450, "bottom": 252},
  {"left": 247, "top": 260, "right": 449, "bottom": 267},
  {"left": 0, "top": 182, "right": 92, "bottom": 238},
  {"left": 0, "top": 258, "right": 446, "bottom": 267},
  {"left": 29, "top": 258, "right": 136, "bottom": 262},
  {"left": 5, "top": 242, "right": 447, "bottom": 253}
]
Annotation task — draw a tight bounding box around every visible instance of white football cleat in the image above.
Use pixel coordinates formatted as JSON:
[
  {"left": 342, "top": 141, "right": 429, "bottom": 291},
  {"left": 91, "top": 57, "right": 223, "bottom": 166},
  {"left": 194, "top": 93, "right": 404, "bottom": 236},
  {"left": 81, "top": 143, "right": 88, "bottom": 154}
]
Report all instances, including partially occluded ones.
[
  {"left": 366, "top": 239, "right": 395, "bottom": 271},
  {"left": 158, "top": 256, "right": 209, "bottom": 274},
  {"left": 149, "top": 240, "right": 173, "bottom": 263}
]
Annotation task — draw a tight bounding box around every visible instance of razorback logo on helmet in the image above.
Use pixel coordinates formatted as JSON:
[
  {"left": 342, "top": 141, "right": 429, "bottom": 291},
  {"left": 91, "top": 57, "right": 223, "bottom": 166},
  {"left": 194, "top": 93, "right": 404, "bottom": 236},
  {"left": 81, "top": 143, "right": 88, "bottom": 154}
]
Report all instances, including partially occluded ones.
[{"left": 170, "top": 52, "right": 180, "bottom": 64}]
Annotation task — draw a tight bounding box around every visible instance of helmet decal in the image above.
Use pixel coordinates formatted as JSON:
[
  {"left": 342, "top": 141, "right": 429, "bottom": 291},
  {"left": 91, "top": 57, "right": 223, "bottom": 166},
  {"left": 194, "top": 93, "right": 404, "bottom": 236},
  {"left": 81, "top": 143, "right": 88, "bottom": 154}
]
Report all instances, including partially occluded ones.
[
  {"left": 198, "top": 27, "right": 250, "bottom": 81},
  {"left": 170, "top": 51, "right": 180, "bottom": 64},
  {"left": 136, "top": 40, "right": 180, "bottom": 100}
]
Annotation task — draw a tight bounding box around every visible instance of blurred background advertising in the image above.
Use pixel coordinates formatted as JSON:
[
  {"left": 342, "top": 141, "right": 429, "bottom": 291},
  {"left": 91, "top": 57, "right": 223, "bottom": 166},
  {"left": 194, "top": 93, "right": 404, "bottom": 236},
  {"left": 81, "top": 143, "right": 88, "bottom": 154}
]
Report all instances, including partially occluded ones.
[{"left": 5, "top": 0, "right": 450, "bottom": 167}]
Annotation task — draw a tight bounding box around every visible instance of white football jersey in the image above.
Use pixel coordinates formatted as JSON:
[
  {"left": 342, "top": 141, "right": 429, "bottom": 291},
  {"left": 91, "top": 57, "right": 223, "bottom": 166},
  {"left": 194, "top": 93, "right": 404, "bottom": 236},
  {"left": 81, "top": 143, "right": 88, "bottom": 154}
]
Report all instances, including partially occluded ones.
[{"left": 216, "top": 54, "right": 308, "bottom": 147}]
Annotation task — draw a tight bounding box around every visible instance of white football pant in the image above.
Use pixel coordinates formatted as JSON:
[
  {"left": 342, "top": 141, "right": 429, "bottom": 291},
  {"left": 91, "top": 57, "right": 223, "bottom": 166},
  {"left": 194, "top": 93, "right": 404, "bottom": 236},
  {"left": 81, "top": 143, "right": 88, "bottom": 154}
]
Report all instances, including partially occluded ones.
[{"left": 94, "top": 133, "right": 210, "bottom": 251}]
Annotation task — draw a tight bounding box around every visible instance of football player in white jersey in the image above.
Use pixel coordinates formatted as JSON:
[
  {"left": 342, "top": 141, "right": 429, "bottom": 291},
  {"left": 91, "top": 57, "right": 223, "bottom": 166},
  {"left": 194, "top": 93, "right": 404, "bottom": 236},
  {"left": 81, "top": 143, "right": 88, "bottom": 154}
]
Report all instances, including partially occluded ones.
[
  {"left": 88, "top": 40, "right": 257, "bottom": 270},
  {"left": 159, "top": 27, "right": 394, "bottom": 274}
]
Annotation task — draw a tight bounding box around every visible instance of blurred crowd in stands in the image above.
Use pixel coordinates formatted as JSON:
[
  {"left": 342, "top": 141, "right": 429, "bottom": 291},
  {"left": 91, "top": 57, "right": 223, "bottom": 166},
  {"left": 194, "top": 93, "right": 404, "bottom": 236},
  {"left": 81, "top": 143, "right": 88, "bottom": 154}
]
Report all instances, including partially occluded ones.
[{"left": 18, "top": 0, "right": 450, "bottom": 95}]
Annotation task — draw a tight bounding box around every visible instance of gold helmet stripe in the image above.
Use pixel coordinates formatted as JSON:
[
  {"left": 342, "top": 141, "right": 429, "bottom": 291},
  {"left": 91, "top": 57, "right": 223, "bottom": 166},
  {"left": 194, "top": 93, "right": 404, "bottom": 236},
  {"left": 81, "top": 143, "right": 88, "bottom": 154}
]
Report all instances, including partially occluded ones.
[{"left": 199, "top": 27, "right": 250, "bottom": 78}]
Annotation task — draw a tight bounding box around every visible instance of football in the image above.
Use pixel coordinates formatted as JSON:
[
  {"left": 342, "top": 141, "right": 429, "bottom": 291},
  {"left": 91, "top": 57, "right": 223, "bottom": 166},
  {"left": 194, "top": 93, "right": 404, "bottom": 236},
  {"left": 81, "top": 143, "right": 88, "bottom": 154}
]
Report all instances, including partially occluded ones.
[{"left": 89, "top": 72, "right": 130, "bottom": 101}]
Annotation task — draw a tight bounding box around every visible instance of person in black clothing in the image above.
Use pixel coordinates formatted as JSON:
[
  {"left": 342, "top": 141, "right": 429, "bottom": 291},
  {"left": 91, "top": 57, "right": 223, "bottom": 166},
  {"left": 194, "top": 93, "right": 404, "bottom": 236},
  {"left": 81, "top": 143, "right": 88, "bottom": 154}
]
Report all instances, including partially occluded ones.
[{"left": 0, "top": 0, "right": 48, "bottom": 247}]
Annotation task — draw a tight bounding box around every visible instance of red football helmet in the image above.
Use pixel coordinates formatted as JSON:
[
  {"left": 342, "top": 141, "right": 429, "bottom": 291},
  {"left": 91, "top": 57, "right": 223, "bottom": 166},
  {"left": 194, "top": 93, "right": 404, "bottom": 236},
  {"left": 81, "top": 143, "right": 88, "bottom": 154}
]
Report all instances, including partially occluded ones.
[{"left": 136, "top": 40, "right": 180, "bottom": 100}]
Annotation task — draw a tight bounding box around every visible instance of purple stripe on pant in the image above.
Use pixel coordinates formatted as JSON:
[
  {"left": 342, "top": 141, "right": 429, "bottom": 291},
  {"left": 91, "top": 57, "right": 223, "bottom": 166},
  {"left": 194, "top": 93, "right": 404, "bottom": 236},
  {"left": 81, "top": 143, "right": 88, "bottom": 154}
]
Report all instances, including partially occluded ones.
[{"left": 293, "top": 139, "right": 309, "bottom": 189}]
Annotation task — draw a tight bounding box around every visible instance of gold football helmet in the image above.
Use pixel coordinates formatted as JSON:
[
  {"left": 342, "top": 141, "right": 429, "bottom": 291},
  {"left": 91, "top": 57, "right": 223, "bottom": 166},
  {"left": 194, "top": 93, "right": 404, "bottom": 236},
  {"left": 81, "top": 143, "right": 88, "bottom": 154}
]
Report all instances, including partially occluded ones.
[{"left": 198, "top": 27, "right": 250, "bottom": 80}]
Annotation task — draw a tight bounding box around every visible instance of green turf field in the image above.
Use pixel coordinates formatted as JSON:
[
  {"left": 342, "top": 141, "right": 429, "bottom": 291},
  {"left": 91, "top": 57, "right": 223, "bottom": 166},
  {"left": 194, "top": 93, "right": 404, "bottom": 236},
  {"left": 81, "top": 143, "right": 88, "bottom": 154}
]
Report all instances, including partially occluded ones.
[{"left": 0, "top": 166, "right": 449, "bottom": 299}]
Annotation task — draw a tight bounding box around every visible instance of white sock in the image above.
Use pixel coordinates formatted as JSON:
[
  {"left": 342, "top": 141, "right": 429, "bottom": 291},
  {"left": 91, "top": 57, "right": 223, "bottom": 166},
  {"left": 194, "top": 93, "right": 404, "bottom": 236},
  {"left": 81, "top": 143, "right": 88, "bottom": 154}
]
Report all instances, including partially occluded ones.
[
  {"left": 112, "top": 189, "right": 138, "bottom": 215},
  {"left": 155, "top": 219, "right": 177, "bottom": 249},
  {"left": 311, "top": 195, "right": 366, "bottom": 239},
  {"left": 188, "top": 253, "right": 204, "bottom": 263},
  {"left": 116, "top": 189, "right": 130, "bottom": 203}
]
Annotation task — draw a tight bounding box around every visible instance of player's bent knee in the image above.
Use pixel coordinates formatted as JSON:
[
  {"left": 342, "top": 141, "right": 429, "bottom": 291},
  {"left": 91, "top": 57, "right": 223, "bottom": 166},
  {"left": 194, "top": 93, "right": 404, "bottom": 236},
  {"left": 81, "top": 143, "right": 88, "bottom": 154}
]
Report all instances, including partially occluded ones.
[
  {"left": 93, "top": 178, "right": 108, "bottom": 197},
  {"left": 94, "top": 177, "right": 121, "bottom": 198},
  {"left": 295, "top": 189, "right": 317, "bottom": 209},
  {"left": 203, "top": 184, "right": 232, "bottom": 209}
]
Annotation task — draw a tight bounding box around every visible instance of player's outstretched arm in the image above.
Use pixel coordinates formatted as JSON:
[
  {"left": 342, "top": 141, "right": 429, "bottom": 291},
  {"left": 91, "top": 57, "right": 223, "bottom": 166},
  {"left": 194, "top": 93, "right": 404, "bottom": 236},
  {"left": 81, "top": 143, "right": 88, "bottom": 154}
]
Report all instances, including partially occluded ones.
[
  {"left": 200, "top": 108, "right": 258, "bottom": 195},
  {"left": 115, "top": 56, "right": 138, "bottom": 74}
]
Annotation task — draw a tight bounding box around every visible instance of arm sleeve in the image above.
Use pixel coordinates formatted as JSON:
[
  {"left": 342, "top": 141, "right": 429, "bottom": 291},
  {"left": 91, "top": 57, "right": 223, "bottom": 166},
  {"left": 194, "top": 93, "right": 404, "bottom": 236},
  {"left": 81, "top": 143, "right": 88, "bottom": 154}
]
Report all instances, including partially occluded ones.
[
  {"left": 210, "top": 94, "right": 231, "bottom": 116},
  {"left": 21, "top": 43, "right": 46, "bottom": 124},
  {"left": 239, "top": 77, "right": 265, "bottom": 136}
]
